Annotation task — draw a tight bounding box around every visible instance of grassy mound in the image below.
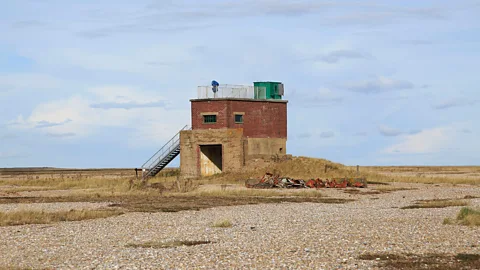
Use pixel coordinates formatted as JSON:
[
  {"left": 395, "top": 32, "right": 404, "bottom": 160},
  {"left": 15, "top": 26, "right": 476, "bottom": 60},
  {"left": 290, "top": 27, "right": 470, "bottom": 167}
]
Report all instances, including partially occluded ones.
[
  {"left": 192, "top": 156, "right": 359, "bottom": 185},
  {"left": 444, "top": 207, "right": 480, "bottom": 226},
  {"left": 457, "top": 207, "right": 480, "bottom": 226}
]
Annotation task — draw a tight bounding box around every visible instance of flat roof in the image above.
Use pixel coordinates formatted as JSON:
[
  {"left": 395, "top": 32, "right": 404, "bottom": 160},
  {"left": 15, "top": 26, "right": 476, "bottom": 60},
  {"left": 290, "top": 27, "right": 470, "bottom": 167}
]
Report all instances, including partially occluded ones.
[{"left": 190, "top": 98, "right": 288, "bottom": 103}]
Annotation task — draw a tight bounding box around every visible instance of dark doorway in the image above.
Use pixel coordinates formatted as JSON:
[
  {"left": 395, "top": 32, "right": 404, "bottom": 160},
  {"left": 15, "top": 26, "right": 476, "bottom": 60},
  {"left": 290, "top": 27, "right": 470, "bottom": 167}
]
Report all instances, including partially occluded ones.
[{"left": 199, "top": 144, "right": 223, "bottom": 176}]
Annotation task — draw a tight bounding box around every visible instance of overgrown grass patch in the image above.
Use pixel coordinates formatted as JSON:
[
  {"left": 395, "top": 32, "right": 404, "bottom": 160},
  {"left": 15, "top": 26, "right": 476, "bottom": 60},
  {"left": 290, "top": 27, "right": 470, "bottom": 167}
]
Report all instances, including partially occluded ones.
[
  {"left": 212, "top": 219, "right": 232, "bottom": 228},
  {"left": 0, "top": 209, "right": 123, "bottom": 226},
  {"left": 126, "top": 240, "right": 211, "bottom": 249},
  {"left": 119, "top": 195, "right": 351, "bottom": 213},
  {"left": 456, "top": 253, "right": 480, "bottom": 261},
  {"left": 0, "top": 194, "right": 352, "bottom": 213},
  {"left": 187, "top": 188, "right": 325, "bottom": 198},
  {"left": 361, "top": 165, "right": 480, "bottom": 185},
  {"left": 359, "top": 253, "right": 480, "bottom": 269},
  {"left": 373, "top": 186, "right": 417, "bottom": 193},
  {"left": 343, "top": 189, "right": 382, "bottom": 195},
  {"left": 443, "top": 207, "right": 480, "bottom": 226},
  {"left": 366, "top": 181, "right": 390, "bottom": 185},
  {"left": 457, "top": 207, "right": 480, "bottom": 226},
  {"left": 402, "top": 199, "right": 468, "bottom": 209}
]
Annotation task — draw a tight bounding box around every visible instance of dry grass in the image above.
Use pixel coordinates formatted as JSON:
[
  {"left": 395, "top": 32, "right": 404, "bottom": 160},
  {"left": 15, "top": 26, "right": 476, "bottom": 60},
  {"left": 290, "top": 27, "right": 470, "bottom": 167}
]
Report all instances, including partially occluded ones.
[
  {"left": 212, "top": 219, "right": 233, "bottom": 228},
  {"left": 359, "top": 253, "right": 480, "bottom": 269},
  {"left": 126, "top": 240, "right": 212, "bottom": 249},
  {"left": 191, "top": 157, "right": 480, "bottom": 186},
  {"left": 402, "top": 199, "right": 468, "bottom": 209},
  {"left": 456, "top": 207, "right": 480, "bottom": 226},
  {"left": 119, "top": 194, "right": 350, "bottom": 213},
  {"left": 185, "top": 188, "right": 325, "bottom": 198},
  {"left": 372, "top": 186, "right": 418, "bottom": 193},
  {"left": 0, "top": 193, "right": 351, "bottom": 213},
  {"left": 444, "top": 207, "right": 480, "bottom": 226},
  {"left": 0, "top": 169, "right": 182, "bottom": 199},
  {"left": 0, "top": 209, "right": 123, "bottom": 226},
  {"left": 0, "top": 167, "right": 179, "bottom": 192},
  {"left": 362, "top": 166, "right": 480, "bottom": 173},
  {"left": 2, "top": 158, "right": 478, "bottom": 196},
  {"left": 0, "top": 157, "right": 477, "bottom": 218},
  {"left": 0, "top": 267, "right": 29, "bottom": 270},
  {"left": 343, "top": 189, "right": 382, "bottom": 195},
  {"left": 0, "top": 175, "right": 131, "bottom": 191},
  {"left": 184, "top": 156, "right": 359, "bottom": 186},
  {"left": 361, "top": 166, "right": 480, "bottom": 185}
]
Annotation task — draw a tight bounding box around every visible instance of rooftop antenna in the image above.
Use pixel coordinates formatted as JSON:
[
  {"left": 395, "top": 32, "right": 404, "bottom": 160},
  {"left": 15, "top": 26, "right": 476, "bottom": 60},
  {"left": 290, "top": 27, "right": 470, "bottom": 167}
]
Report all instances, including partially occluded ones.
[{"left": 211, "top": 80, "right": 219, "bottom": 98}]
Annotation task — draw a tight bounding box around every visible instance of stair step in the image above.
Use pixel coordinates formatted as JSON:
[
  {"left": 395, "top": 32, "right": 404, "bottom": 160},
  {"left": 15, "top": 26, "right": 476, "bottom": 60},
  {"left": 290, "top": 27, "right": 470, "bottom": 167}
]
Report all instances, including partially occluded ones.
[{"left": 141, "top": 127, "right": 187, "bottom": 178}]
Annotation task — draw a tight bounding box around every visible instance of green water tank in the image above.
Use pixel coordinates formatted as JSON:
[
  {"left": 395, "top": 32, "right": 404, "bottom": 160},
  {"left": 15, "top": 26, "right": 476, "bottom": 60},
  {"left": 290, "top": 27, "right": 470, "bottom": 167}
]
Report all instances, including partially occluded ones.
[{"left": 254, "top": 81, "right": 284, "bottom": 100}]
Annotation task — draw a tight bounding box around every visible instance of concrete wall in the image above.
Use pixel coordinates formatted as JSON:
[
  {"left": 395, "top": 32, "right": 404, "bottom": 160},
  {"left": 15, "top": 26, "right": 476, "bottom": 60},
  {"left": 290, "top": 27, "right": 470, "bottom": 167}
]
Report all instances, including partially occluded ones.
[
  {"left": 191, "top": 99, "right": 287, "bottom": 138},
  {"left": 180, "top": 128, "right": 244, "bottom": 179},
  {"left": 245, "top": 138, "right": 287, "bottom": 160}
]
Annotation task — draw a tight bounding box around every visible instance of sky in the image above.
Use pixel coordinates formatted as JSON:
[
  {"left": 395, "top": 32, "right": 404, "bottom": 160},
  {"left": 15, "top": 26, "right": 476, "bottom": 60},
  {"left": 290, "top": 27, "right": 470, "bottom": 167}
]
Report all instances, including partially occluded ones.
[{"left": 1, "top": 0, "right": 479, "bottom": 168}]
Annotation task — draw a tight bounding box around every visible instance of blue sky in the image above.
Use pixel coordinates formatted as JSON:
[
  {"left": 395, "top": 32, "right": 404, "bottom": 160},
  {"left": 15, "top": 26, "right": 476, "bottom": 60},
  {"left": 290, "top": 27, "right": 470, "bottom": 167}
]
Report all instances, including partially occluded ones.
[{"left": 1, "top": 0, "right": 479, "bottom": 168}]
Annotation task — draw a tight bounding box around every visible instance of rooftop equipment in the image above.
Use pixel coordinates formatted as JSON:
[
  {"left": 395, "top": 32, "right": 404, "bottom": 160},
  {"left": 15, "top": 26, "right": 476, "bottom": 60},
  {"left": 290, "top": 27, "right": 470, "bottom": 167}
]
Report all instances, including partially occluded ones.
[{"left": 254, "top": 82, "right": 284, "bottom": 100}]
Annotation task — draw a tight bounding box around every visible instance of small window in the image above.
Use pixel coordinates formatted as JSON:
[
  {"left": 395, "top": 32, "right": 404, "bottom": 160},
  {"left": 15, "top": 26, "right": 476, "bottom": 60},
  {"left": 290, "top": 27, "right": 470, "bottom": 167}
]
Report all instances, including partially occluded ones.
[
  {"left": 234, "top": 114, "right": 243, "bottom": 123},
  {"left": 203, "top": 115, "right": 217, "bottom": 124}
]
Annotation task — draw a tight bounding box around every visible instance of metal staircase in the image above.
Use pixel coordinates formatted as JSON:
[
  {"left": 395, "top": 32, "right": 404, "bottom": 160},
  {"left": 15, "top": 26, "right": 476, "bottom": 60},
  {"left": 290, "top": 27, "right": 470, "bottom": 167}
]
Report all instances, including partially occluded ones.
[{"left": 141, "top": 125, "right": 190, "bottom": 179}]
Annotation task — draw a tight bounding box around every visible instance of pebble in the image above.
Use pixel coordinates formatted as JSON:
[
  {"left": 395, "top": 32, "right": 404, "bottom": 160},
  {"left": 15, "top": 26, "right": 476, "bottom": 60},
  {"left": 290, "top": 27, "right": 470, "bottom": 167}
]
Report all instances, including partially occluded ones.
[{"left": 0, "top": 182, "right": 479, "bottom": 269}]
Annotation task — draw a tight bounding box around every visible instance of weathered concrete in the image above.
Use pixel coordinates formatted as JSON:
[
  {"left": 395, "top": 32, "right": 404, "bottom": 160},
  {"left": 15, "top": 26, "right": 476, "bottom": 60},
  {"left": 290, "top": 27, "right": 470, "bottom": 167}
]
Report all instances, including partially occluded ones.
[
  {"left": 180, "top": 129, "right": 244, "bottom": 179},
  {"left": 245, "top": 137, "right": 286, "bottom": 161}
]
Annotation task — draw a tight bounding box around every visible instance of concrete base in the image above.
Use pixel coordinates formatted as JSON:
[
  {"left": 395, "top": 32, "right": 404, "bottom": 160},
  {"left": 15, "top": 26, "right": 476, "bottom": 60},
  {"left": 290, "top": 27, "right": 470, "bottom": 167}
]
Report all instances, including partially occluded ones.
[
  {"left": 180, "top": 128, "right": 287, "bottom": 179},
  {"left": 180, "top": 129, "right": 244, "bottom": 179}
]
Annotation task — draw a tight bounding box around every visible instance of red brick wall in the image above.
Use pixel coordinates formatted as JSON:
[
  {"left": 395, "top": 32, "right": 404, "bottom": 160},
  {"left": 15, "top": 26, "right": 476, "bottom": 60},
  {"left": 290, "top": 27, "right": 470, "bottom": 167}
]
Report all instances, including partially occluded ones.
[
  {"left": 191, "top": 100, "right": 228, "bottom": 130},
  {"left": 191, "top": 99, "right": 287, "bottom": 138}
]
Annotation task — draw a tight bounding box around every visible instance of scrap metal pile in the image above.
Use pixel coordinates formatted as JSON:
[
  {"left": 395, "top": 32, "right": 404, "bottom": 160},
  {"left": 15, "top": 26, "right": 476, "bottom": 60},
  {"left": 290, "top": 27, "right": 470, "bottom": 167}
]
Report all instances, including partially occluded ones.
[{"left": 245, "top": 173, "right": 367, "bottom": 189}]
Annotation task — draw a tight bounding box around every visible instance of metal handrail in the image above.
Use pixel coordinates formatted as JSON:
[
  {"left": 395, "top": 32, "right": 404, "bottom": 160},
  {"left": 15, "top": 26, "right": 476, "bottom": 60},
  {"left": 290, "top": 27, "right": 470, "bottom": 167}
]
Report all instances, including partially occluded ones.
[
  {"left": 141, "top": 125, "right": 189, "bottom": 170},
  {"left": 197, "top": 84, "right": 254, "bottom": 99}
]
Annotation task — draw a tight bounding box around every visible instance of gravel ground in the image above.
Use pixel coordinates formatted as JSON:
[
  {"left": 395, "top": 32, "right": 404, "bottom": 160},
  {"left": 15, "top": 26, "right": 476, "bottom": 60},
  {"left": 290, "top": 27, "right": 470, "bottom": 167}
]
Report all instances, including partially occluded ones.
[
  {"left": 0, "top": 202, "right": 112, "bottom": 213},
  {"left": 0, "top": 183, "right": 479, "bottom": 269}
]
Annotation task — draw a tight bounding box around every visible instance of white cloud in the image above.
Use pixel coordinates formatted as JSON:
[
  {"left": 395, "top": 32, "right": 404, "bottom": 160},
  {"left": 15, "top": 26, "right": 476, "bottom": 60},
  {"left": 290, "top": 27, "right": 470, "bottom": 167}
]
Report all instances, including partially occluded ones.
[
  {"left": 88, "top": 86, "right": 167, "bottom": 104},
  {"left": 313, "top": 50, "right": 371, "bottom": 64},
  {"left": 297, "top": 133, "right": 312, "bottom": 138},
  {"left": 319, "top": 131, "right": 335, "bottom": 138},
  {"left": 433, "top": 98, "right": 477, "bottom": 110},
  {"left": 0, "top": 73, "right": 61, "bottom": 91},
  {"left": 292, "top": 130, "right": 336, "bottom": 140},
  {"left": 33, "top": 46, "right": 192, "bottom": 75},
  {"left": 382, "top": 127, "right": 451, "bottom": 154},
  {"left": 293, "top": 88, "right": 343, "bottom": 107},
  {"left": 0, "top": 133, "right": 18, "bottom": 140},
  {"left": 354, "top": 132, "right": 367, "bottom": 136},
  {"left": 46, "top": 132, "right": 76, "bottom": 138},
  {"left": 379, "top": 125, "right": 404, "bottom": 137},
  {"left": 8, "top": 86, "right": 189, "bottom": 145},
  {"left": 347, "top": 77, "right": 414, "bottom": 94}
]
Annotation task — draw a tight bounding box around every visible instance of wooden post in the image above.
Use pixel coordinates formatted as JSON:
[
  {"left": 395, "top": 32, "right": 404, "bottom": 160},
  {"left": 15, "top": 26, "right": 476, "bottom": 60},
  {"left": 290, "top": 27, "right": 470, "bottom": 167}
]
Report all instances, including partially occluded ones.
[{"left": 356, "top": 165, "right": 359, "bottom": 176}]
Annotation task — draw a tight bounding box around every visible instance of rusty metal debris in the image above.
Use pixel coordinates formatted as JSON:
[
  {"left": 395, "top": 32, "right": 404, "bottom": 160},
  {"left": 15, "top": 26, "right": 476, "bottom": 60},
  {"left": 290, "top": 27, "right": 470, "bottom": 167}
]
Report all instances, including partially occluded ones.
[{"left": 245, "top": 173, "right": 367, "bottom": 189}]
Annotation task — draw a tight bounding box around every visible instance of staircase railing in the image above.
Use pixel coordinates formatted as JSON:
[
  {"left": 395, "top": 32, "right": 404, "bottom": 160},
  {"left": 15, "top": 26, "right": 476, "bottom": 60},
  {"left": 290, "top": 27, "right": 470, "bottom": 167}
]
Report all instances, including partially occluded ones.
[{"left": 141, "top": 125, "right": 190, "bottom": 178}]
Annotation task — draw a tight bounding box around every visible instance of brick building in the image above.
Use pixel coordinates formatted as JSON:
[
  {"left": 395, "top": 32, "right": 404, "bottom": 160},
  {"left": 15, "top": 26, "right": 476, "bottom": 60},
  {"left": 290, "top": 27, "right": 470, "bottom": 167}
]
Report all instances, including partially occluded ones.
[{"left": 180, "top": 82, "right": 288, "bottom": 178}]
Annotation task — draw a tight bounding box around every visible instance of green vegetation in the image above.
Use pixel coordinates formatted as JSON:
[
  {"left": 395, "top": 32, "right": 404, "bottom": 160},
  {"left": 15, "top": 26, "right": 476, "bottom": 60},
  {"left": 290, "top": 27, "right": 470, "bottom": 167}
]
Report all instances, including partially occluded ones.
[
  {"left": 457, "top": 207, "right": 480, "bottom": 226},
  {"left": 212, "top": 219, "right": 233, "bottom": 228},
  {"left": 444, "top": 207, "right": 480, "bottom": 226}
]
